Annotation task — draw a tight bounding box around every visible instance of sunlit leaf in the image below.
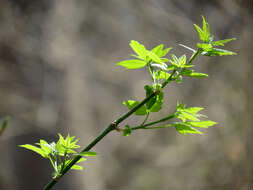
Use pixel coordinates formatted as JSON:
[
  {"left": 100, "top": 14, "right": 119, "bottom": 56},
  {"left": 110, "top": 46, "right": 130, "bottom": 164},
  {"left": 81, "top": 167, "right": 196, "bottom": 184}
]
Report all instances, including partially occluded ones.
[
  {"left": 174, "top": 123, "right": 202, "bottom": 135},
  {"left": 186, "top": 120, "right": 217, "bottom": 128},
  {"left": 160, "top": 48, "right": 172, "bottom": 57},
  {"left": 183, "top": 107, "right": 204, "bottom": 114},
  {"left": 178, "top": 111, "right": 200, "bottom": 122},
  {"left": 193, "top": 24, "right": 204, "bottom": 41},
  {"left": 212, "top": 38, "right": 236, "bottom": 46},
  {"left": 77, "top": 158, "right": 87, "bottom": 163},
  {"left": 117, "top": 59, "right": 147, "bottom": 69},
  {"left": 171, "top": 54, "right": 179, "bottom": 64},
  {"left": 129, "top": 40, "right": 147, "bottom": 60},
  {"left": 149, "top": 91, "right": 164, "bottom": 112},
  {"left": 123, "top": 100, "right": 147, "bottom": 115},
  {"left": 197, "top": 43, "right": 212, "bottom": 51},
  {"left": 178, "top": 54, "right": 187, "bottom": 67},
  {"left": 144, "top": 85, "right": 156, "bottom": 110},
  {"left": 39, "top": 140, "right": 52, "bottom": 155},
  {"left": 194, "top": 16, "right": 211, "bottom": 43},
  {"left": 19, "top": 144, "right": 48, "bottom": 158},
  {"left": 147, "top": 51, "right": 163, "bottom": 64},
  {"left": 151, "top": 44, "right": 172, "bottom": 58},
  {"left": 202, "top": 16, "right": 210, "bottom": 42},
  {"left": 182, "top": 69, "right": 208, "bottom": 78},
  {"left": 71, "top": 165, "right": 83, "bottom": 170},
  {"left": 155, "top": 70, "right": 171, "bottom": 80},
  {"left": 202, "top": 48, "right": 236, "bottom": 56},
  {"left": 151, "top": 44, "right": 164, "bottom": 56}
]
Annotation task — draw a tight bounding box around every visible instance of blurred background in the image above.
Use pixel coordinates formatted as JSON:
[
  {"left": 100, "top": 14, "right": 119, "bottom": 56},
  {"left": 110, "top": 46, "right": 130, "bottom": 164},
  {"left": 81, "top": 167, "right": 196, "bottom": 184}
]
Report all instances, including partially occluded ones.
[{"left": 0, "top": 0, "right": 252, "bottom": 189}]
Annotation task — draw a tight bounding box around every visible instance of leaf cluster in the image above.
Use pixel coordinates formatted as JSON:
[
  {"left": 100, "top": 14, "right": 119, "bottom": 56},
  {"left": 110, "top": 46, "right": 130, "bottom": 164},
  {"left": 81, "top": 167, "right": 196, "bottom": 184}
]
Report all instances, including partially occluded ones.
[
  {"left": 19, "top": 16, "right": 237, "bottom": 190},
  {"left": 117, "top": 16, "right": 236, "bottom": 138},
  {"left": 121, "top": 103, "right": 216, "bottom": 136},
  {"left": 20, "top": 134, "right": 96, "bottom": 178},
  {"left": 194, "top": 16, "right": 236, "bottom": 56},
  {"left": 173, "top": 103, "right": 216, "bottom": 135}
]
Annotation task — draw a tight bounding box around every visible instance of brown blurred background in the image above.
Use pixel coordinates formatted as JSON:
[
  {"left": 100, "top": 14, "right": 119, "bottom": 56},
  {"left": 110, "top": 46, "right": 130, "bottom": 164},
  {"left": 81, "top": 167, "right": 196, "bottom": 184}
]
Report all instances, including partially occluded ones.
[{"left": 0, "top": 0, "right": 252, "bottom": 189}]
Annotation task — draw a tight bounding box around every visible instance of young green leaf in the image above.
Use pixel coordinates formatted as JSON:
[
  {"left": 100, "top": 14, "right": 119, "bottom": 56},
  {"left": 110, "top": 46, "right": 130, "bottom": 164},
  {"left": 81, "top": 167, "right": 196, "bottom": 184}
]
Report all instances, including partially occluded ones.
[
  {"left": 183, "top": 107, "right": 204, "bottom": 114},
  {"left": 171, "top": 54, "right": 179, "bottom": 65},
  {"left": 62, "top": 159, "right": 85, "bottom": 171},
  {"left": 129, "top": 40, "right": 147, "bottom": 60},
  {"left": 181, "top": 69, "right": 208, "bottom": 78},
  {"left": 188, "top": 72, "right": 208, "bottom": 78},
  {"left": 202, "top": 48, "right": 236, "bottom": 56},
  {"left": 77, "top": 158, "right": 87, "bottom": 163},
  {"left": 117, "top": 59, "right": 147, "bottom": 69},
  {"left": 160, "top": 48, "right": 172, "bottom": 57},
  {"left": 201, "top": 16, "right": 210, "bottom": 43},
  {"left": 19, "top": 144, "right": 48, "bottom": 158},
  {"left": 151, "top": 44, "right": 172, "bottom": 58},
  {"left": 149, "top": 91, "right": 164, "bottom": 112},
  {"left": 186, "top": 120, "right": 217, "bottom": 128},
  {"left": 144, "top": 85, "right": 156, "bottom": 110},
  {"left": 174, "top": 123, "right": 202, "bottom": 135},
  {"left": 197, "top": 43, "right": 213, "bottom": 51},
  {"left": 178, "top": 54, "right": 187, "bottom": 67},
  {"left": 169, "top": 54, "right": 187, "bottom": 69},
  {"left": 193, "top": 24, "right": 204, "bottom": 42},
  {"left": 177, "top": 111, "right": 200, "bottom": 122},
  {"left": 151, "top": 44, "right": 164, "bottom": 56},
  {"left": 212, "top": 38, "right": 236, "bottom": 46},
  {"left": 71, "top": 165, "right": 83, "bottom": 170},
  {"left": 194, "top": 16, "right": 211, "bottom": 43},
  {"left": 123, "top": 100, "right": 147, "bottom": 115},
  {"left": 38, "top": 140, "right": 52, "bottom": 156},
  {"left": 147, "top": 51, "right": 163, "bottom": 64},
  {"left": 123, "top": 125, "right": 132, "bottom": 136},
  {"left": 155, "top": 70, "right": 171, "bottom": 80}
]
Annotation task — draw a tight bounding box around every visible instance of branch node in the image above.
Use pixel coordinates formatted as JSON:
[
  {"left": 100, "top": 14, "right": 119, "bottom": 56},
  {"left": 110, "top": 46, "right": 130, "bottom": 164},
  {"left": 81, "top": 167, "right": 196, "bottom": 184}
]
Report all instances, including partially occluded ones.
[
  {"left": 112, "top": 121, "right": 123, "bottom": 132},
  {"left": 53, "top": 175, "right": 61, "bottom": 182},
  {"left": 154, "top": 90, "right": 159, "bottom": 95}
]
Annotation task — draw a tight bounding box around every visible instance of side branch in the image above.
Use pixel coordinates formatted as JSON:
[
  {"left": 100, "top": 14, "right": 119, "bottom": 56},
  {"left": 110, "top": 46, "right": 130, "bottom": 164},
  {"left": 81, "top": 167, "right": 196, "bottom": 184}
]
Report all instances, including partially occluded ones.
[{"left": 42, "top": 79, "right": 170, "bottom": 190}]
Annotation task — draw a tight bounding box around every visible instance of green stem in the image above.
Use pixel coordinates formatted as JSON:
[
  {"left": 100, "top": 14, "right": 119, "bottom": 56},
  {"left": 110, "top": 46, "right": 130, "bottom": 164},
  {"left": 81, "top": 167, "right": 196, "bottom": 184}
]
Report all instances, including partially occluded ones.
[
  {"left": 147, "top": 62, "right": 154, "bottom": 82},
  {"left": 141, "top": 124, "right": 172, "bottom": 130},
  {"left": 187, "top": 49, "right": 201, "bottom": 65},
  {"left": 48, "top": 156, "right": 57, "bottom": 172},
  {"left": 140, "top": 112, "right": 149, "bottom": 126},
  {"left": 42, "top": 77, "right": 175, "bottom": 190},
  {"left": 131, "top": 113, "right": 175, "bottom": 130},
  {"left": 42, "top": 51, "right": 201, "bottom": 189},
  {"left": 161, "top": 69, "right": 176, "bottom": 88},
  {"left": 60, "top": 151, "right": 67, "bottom": 174}
]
